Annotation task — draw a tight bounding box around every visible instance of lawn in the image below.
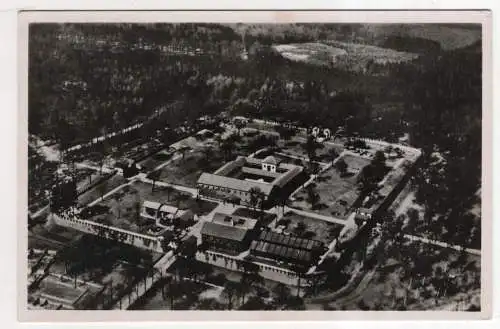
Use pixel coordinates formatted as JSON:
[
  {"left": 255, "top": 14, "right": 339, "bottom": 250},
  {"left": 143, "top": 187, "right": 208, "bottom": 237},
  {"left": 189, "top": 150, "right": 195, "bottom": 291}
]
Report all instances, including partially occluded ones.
[
  {"left": 276, "top": 212, "right": 344, "bottom": 245},
  {"left": 290, "top": 159, "right": 365, "bottom": 218}
]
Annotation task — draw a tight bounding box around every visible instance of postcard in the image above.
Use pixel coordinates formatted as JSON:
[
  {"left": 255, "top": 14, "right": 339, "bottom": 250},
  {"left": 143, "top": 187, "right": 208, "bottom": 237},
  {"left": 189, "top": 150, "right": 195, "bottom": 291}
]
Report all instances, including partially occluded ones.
[{"left": 18, "top": 10, "right": 492, "bottom": 322}]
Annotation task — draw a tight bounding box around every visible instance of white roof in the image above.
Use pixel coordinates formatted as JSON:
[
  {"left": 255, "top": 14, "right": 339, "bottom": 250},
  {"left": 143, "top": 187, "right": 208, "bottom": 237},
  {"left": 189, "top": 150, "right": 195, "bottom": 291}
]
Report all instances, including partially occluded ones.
[{"left": 142, "top": 201, "right": 186, "bottom": 216}]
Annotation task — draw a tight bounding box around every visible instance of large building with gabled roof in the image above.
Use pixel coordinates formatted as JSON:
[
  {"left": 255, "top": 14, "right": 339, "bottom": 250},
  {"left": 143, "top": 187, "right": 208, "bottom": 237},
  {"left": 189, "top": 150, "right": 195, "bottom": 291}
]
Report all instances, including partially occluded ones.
[
  {"left": 200, "top": 212, "right": 259, "bottom": 254},
  {"left": 196, "top": 155, "right": 304, "bottom": 207}
]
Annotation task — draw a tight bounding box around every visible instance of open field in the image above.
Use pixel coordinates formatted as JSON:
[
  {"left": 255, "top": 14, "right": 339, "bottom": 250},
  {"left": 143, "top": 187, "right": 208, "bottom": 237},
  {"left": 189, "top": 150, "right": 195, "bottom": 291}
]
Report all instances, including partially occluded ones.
[
  {"left": 324, "top": 40, "right": 419, "bottom": 65},
  {"left": 291, "top": 155, "right": 369, "bottom": 217},
  {"left": 272, "top": 43, "right": 348, "bottom": 66},
  {"left": 276, "top": 212, "right": 344, "bottom": 245},
  {"left": 272, "top": 40, "right": 419, "bottom": 73}
]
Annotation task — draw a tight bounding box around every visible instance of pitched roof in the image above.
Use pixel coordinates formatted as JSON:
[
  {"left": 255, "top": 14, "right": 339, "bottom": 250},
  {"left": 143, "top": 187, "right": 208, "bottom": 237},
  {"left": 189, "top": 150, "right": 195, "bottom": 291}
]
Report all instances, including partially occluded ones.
[
  {"left": 200, "top": 221, "right": 249, "bottom": 242},
  {"left": 197, "top": 173, "right": 274, "bottom": 195}
]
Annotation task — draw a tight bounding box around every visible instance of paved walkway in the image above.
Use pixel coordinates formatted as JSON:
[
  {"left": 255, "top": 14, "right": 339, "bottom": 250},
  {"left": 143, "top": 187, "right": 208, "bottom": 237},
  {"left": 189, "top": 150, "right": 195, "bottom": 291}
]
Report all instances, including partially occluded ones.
[{"left": 284, "top": 206, "right": 347, "bottom": 226}]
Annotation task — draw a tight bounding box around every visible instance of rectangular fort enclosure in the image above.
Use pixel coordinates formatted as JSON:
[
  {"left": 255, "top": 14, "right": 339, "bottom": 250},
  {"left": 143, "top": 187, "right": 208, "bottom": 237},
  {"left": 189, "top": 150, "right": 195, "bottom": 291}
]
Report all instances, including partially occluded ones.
[{"left": 17, "top": 10, "right": 492, "bottom": 322}]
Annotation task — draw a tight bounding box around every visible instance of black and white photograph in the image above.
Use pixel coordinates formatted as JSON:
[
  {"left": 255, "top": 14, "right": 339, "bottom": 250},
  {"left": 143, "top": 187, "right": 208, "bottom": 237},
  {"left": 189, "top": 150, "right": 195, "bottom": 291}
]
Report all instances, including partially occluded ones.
[{"left": 19, "top": 11, "right": 491, "bottom": 320}]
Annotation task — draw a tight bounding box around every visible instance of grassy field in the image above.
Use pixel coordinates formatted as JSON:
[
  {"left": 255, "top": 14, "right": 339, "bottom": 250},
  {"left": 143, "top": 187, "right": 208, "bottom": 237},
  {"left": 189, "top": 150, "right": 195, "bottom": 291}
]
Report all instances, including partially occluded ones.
[
  {"left": 291, "top": 155, "right": 369, "bottom": 217},
  {"left": 272, "top": 43, "right": 348, "bottom": 66},
  {"left": 277, "top": 212, "right": 344, "bottom": 244},
  {"left": 325, "top": 40, "right": 419, "bottom": 65}
]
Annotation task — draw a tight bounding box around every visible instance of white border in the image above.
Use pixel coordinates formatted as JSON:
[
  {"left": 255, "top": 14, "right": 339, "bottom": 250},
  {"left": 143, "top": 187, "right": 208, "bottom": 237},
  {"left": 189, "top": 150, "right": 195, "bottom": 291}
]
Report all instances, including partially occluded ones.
[{"left": 0, "top": 1, "right": 497, "bottom": 328}]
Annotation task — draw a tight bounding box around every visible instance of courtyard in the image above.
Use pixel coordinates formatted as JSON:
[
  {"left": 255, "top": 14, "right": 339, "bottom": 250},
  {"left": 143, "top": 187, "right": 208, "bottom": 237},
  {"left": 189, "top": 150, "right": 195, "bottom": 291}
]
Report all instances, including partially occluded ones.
[{"left": 290, "top": 154, "right": 371, "bottom": 218}]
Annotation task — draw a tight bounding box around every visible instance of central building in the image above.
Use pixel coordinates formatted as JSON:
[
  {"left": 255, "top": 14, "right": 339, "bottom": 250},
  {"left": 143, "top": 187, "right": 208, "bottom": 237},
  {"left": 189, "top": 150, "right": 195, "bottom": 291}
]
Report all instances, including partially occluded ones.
[{"left": 196, "top": 155, "right": 303, "bottom": 207}]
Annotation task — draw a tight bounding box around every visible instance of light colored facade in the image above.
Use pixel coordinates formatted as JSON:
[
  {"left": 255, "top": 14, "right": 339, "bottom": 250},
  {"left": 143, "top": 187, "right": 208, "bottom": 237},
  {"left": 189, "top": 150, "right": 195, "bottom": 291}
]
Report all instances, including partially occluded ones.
[{"left": 197, "top": 155, "right": 303, "bottom": 206}]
